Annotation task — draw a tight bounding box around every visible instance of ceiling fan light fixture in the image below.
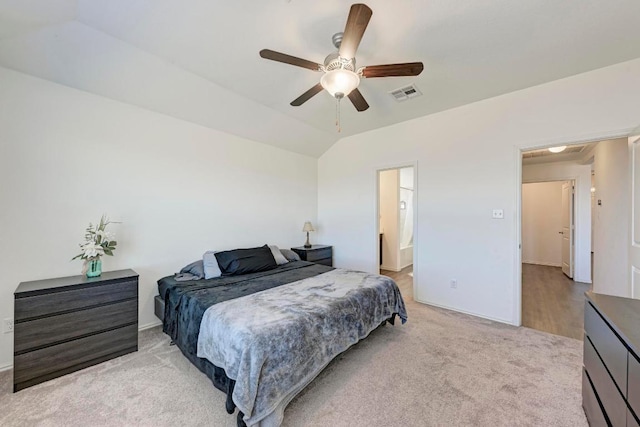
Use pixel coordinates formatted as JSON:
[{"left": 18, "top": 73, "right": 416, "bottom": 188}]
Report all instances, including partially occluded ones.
[
  {"left": 548, "top": 146, "right": 567, "bottom": 153},
  {"left": 320, "top": 69, "right": 360, "bottom": 98}
]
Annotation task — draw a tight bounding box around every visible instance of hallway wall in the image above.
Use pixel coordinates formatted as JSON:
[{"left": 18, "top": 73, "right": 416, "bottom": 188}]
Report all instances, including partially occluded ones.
[
  {"left": 593, "top": 138, "right": 630, "bottom": 296},
  {"left": 522, "top": 181, "right": 564, "bottom": 267},
  {"left": 379, "top": 169, "right": 400, "bottom": 271}
]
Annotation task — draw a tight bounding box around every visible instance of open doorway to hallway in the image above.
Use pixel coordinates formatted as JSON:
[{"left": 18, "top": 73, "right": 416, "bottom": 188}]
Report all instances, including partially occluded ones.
[
  {"left": 520, "top": 137, "right": 629, "bottom": 339},
  {"left": 521, "top": 144, "right": 594, "bottom": 339},
  {"left": 377, "top": 166, "right": 415, "bottom": 301}
]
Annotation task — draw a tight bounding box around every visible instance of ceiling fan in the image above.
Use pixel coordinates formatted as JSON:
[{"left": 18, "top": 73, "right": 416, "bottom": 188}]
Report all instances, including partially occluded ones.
[{"left": 259, "top": 3, "right": 424, "bottom": 115}]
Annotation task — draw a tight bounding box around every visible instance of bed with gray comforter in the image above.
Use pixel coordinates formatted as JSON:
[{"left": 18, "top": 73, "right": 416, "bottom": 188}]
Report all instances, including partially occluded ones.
[{"left": 158, "top": 260, "right": 406, "bottom": 427}]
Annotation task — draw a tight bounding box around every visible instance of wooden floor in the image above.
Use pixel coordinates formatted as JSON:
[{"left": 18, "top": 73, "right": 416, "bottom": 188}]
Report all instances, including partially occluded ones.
[
  {"left": 380, "top": 266, "right": 413, "bottom": 301},
  {"left": 382, "top": 263, "right": 589, "bottom": 340},
  {"left": 522, "top": 263, "right": 591, "bottom": 340}
]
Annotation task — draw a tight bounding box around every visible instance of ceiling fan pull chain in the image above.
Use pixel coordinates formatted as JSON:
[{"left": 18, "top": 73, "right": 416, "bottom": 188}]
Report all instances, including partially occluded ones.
[{"left": 336, "top": 96, "right": 341, "bottom": 133}]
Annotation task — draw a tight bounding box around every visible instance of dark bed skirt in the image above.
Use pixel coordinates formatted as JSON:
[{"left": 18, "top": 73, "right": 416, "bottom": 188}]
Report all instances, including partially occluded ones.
[{"left": 156, "top": 295, "right": 234, "bottom": 408}]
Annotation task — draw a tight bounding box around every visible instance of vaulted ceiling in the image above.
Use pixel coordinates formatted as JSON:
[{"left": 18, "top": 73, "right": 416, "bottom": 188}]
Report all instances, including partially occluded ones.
[{"left": 1, "top": 1, "right": 640, "bottom": 157}]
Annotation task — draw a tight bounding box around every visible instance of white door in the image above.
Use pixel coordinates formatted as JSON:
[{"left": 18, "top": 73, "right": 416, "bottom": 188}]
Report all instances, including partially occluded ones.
[
  {"left": 630, "top": 130, "right": 640, "bottom": 298},
  {"left": 561, "top": 181, "right": 574, "bottom": 278}
]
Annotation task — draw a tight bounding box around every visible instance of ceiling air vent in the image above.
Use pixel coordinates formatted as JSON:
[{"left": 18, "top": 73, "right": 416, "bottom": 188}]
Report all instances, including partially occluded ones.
[{"left": 389, "top": 84, "right": 422, "bottom": 102}]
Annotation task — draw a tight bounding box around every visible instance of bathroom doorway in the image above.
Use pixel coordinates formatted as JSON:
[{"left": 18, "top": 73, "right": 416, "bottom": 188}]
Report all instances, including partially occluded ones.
[{"left": 377, "top": 166, "right": 415, "bottom": 300}]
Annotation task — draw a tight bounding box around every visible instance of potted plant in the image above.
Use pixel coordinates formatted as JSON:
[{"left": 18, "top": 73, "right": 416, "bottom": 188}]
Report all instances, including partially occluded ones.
[{"left": 72, "top": 215, "right": 118, "bottom": 277}]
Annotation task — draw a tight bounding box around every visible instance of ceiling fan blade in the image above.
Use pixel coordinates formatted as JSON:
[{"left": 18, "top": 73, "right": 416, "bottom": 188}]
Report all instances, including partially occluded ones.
[
  {"left": 348, "top": 88, "right": 369, "bottom": 112},
  {"left": 259, "top": 49, "right": 322, "bottom": 71},
  {"left": 291, "top": 83, "right": 324, "bottom": 106},
  {"left": 338, "top": 4, "right": 373, "bottom": 59},
  {"left": 362, "top": 62, "right": 424, "bottom": 78}
]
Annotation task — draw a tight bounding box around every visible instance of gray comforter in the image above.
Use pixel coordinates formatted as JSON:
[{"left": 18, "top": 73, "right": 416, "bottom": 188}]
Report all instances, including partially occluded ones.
[{"left": 196, "top": 268, "right": 407, "bottom": 427}]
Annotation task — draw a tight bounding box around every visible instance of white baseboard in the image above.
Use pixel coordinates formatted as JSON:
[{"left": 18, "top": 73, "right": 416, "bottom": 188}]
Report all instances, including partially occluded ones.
[
  {"left": 380, "top": 264, "right": 401, "bottom": 272},
  {"left": 414, "top": 298, "right": 516, "bottom": 326},
  {"left": 139, "top": 320, "right": 162, "bottom": 331},
  {"left": 0, "top": 321, "right": 165, "bottom": 373},
  {"left": 522, "top": 261, "right": 562, "bottom": 267}
]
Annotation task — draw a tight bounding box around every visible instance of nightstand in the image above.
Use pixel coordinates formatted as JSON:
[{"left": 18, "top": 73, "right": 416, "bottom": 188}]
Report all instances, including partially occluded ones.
[{"left": 291, "top": 245, "right": 333, "bottom": 267}]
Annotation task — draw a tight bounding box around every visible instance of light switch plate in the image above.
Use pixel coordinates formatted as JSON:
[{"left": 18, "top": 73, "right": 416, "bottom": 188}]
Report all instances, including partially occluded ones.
[{"left": 492, "top": 209, "right": 504, "bottom": 219}]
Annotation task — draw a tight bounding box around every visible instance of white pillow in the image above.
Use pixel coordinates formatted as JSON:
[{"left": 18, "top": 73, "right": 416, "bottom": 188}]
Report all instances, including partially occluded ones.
[
  {"left": 203, "top": 251, "right": 222, "bottom": 279},
  {"left": 269, "top": 245, "right": 289, "bottom": 265}
]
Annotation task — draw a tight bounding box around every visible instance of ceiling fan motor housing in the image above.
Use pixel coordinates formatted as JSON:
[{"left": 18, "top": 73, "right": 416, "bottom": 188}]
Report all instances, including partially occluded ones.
[{"left": 323, "top": 52, "right": 356, "bottom": 72}]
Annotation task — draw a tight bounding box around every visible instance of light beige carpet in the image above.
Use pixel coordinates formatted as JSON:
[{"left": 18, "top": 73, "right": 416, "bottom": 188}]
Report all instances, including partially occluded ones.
[{"left": 0, "top": 298, "right": 587, "bottom": 427}]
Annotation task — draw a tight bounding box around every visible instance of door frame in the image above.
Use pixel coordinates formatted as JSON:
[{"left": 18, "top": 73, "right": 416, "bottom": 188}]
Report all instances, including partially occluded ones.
[
  {"left": 561, "top": 180, "right": 576, "bottom": 278},
  {"left": 629, "top": 129, "right": 640, "bottom": 298},
  {"left": 514, "top": 128, "right": 640, "bottom": 325},
  {"left": 374, "top": 161, "right": 418, "bottom": 300}
]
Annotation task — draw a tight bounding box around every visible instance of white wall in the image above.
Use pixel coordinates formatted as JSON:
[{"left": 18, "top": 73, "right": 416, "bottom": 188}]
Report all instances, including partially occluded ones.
[
  {"left": 379, "top": 169, "right": 399, "bottom": 271},
  {"left": 522, "top": 163, "right": 592, "bottom": 283},
  {"left": 0, "top": 67, "right": 318, "bottom": 369},
  {"left": 521, "top": 182, "right": 564, "bottom": 267},
  {"left": 593, "top": 139, "right": 630, "bottom": 296},
  {"left": 318, "top": 58, "right": 640, "bottom": 325}
]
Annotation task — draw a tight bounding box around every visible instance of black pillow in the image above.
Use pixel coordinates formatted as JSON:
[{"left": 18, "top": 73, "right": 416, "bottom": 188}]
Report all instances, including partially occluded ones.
[{"left": 215, "top": 245, "right": 277, "bottom": 276}]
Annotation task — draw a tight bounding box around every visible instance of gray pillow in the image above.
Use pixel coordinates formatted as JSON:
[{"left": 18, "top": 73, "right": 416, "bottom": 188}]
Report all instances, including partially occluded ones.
[
  {"left": 175, "top": 259, "right": 204, "bottom": 281},
  {"left": 280, "top": 249, "right": 301, "bottom": 262},
  {"left": 203, "top": 251, "right": 222, "bottom": 279},
  {"left": 269, "top": 245, "right": 289, "bottom": 265}
]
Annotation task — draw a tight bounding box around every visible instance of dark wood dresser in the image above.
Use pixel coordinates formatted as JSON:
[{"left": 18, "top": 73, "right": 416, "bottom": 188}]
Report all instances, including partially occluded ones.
[
  {"left": 14, "top": 269, "right": 139, "bottom": 392},
  {"left": 583, "top": 291, "right": 640, "bottom": 427},
  {"left": 291, "top": 245, "right": 333, "bottom": 267}
]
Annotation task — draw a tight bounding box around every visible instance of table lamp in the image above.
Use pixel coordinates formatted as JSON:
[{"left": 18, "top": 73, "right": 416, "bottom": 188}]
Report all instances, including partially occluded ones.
[{"left": 302, "top": 221, "right": 315, "bottom": 248}]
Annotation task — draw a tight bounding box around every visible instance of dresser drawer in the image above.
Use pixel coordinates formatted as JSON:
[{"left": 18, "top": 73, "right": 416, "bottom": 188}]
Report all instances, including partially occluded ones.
[
  {"left": 15, "top": 280, "right": 138, "bottom": 321},
  {"left": 305, "top": 247, "right": 332, "bottom": 262},
  {"left": 14, "top": 324, "right": 138, "bottom": 385},
  {"left": 14, "top": 299, "right": 138, "bottom": 353},
  {"left": 584, "top": 301, "right": 628, "bottom": 393},
  {"left": 630, "top": 353, "right": 640, "bottom": 417},
  {"left": 582, "top": 368, "right": 608, "bottom": 427},
  {"left": 583, "top": 335, "right": 627, "bottom": 427}
]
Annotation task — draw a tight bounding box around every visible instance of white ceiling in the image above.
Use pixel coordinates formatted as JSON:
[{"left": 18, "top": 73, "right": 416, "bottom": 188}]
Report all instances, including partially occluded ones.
[{"left": 1, "top": 0, "right": 640, "bottom": 157}]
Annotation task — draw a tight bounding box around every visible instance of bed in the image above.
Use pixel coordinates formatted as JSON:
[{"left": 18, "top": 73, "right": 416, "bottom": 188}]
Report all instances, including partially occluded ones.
[{"left": 156, "top": 259, "right": 407, "bottom": 427}]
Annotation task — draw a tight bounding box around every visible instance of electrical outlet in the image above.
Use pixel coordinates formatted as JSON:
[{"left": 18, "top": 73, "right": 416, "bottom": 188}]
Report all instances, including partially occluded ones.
[
  {"left": 450, "top": 279, "right": 457, "bottom": 289},
  {"left": 492, "top": 209, "right": 504, "bottom": 219},
  {"left": 3, "top": 318, "right": 14, "bottom": 334}
]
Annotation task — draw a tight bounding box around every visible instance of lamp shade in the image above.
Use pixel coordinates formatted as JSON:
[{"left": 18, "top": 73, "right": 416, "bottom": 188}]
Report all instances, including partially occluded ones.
[
  {"left": 302, "top": 221, "right": 315, "bottom": 232},
  {"left": 320, "top": 69, "right": 360, "bottom": 98}
]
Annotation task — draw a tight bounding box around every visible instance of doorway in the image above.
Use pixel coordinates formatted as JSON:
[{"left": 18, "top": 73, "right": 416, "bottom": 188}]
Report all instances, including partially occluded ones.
[
  {"left": 520, "top": 144, "right": 595, "bottom": 339},
  {"left": 517, "top": 134, "right": 640, "bottom": 338},
  {"left": 521, "top": 178, "right": 590, "bottom": 339},
  {"left": 377, "top": 165, "right": 416, "bottom": 301}
]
